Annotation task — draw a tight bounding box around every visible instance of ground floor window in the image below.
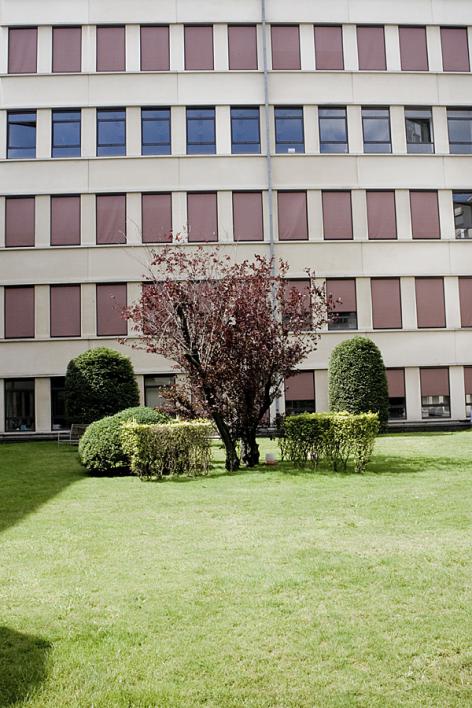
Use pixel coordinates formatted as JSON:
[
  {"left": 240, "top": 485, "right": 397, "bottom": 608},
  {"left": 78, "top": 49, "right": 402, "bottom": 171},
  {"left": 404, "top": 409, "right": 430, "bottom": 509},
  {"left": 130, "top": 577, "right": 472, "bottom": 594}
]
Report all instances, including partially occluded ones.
[
  {"left": 144, "top": 374, "right": 176, "bottom": 410},
  {"left": 388, "top": 397, "right": 407, "bottom": 420},
  {"left": 420, "top": 368, "right": 450, "bottom": 419},
  {"left": 51, "top": 377, "right": 67, "bottom": 430},
  {"left": 284, "top": 371, "right": 315, "bottom": 416},
  {"left": 386, "top": 369, "right": 406, "bottom": 420},
  {"left": 5, "top": 379, "right": 35, "bottom": 432},
  {"left": 465, "top": 394, "right": 471, "bottom": 420},
  {"left": 421, "top": 395, "right": 451, "bottom": 419}
]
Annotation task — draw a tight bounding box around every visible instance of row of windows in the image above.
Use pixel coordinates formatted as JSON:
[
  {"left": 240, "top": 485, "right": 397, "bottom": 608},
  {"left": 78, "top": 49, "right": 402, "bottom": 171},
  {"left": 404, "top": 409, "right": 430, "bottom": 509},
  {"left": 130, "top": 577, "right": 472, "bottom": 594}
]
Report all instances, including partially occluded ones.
[
  {"left": 6, "top": 24, "right": 472, "bottom": 75},
  {"left": 3, "top": 190, "right": 471, "bottom": 247},
  {"left": 7, "top": 106, "right": 472, "bottom": 159}
]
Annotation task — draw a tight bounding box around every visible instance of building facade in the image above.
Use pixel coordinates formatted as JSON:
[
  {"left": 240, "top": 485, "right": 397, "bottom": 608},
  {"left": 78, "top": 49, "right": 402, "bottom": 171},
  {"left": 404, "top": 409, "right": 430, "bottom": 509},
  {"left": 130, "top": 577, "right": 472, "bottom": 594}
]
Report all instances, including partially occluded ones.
[{"left": 1, "top": 0, "right": 472, "bottom": 435}]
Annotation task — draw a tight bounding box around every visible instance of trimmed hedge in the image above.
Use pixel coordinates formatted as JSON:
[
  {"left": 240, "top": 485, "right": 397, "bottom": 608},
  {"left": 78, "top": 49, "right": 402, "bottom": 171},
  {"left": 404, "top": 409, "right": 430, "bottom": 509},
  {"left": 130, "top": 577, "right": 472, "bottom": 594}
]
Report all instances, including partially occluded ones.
[
  {"left": 279, "top": 411, "right": 379, "bottom": 473},
  {"left": 79, "top": 406, "right": 170, "bottom": 475},
  {"left": 121, "top": 420, "right": 213, "bottom": 479}
]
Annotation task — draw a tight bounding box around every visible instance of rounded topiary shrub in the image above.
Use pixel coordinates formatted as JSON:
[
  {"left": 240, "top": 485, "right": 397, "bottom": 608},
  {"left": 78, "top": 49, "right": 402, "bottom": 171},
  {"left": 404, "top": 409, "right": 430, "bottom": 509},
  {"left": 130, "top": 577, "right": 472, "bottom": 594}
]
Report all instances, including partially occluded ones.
[
  {"left": 79, "top": 406, "right": 171, "bottom": 475},
  {"left": 328, "top": 337, "right": 389, "bottom": 430},
  {"left": 65, "top": 348, "right": 140, "bottom": 424}
]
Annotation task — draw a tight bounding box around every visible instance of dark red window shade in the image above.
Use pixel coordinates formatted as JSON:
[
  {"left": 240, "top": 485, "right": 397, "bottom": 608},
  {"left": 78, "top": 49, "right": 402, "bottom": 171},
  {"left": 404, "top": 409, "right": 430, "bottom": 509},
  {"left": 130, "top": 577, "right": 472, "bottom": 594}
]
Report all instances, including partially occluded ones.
[
  {"left": 52, "top": 27, "right": 82, "bottom": 72},
  {"left": 465, "top": 367, "right": 472, "bottom": 395},
  {"left": 51, "top": 196, "right": 81, "bottom": 246},
  {"left": 142, "top": 194, "right": 172, "bottom": 243},
  {"left": 386, "top": 369, "right": 405, "bottom": 398},
  {"left": 187, "top": 193, "right": 218, "bottom": 242},
  {"left": 459, "top": 277, "right": 472, "bottom": 327},
  {"left": 184, "top": 26, "right": 214, "bottom": 70},
  {"left": 284, "top": 371, "right": 315, "bottom": 401},
  {"left": 8, "top": 28, "right": 37, "bottom": 73},
  {"left": 140, "top": 26, "right": 170, "bottom": 71},
  {"left": 271, "top": 25, "right": 301, "bottom": 70},
  {"left": 278, "top": 192, "right": 308, "bottom": 240},
  {"left": 233, "top": 192, "right": 263, "bottom": 241},
  {"left": 5, "top": 287, "right": 35, "bottom": 338},
  {"left": 314, "top": 26, "right": 344, "bottom": 70},
  {"left": 326, "top": 279, "right": 357, "bottom": 312},
  {"left": 371, "top": 278, "right": 402, "bottom": 329},
  {"left": 367, "top": 191, "right": 396, "bottom": 240},
  {"left": 96, "top": 284, "right": 127, "bottom": 336},
  {"left": 96, "top": 26, "right": 126, "bottom": 72},
  {"left": 284, "top": 279, "right": 311, "bottom": 328},
  {"left": 228, "top": 25, "right": 257, "bottom": 70},
  {"left": 322, "top": 192, "right": 352, "bottom": 240},
  {"left": 420, "top": 368, "right": 449, "bottom": 396},
  {"left": 440, "top": 27, "right": 470, "bottom": 72},
  {"left": 50, "top": 285, "right": 81, "bottom": 337},
  {"left": 399, "top": 26, "right": 428, "bottom": 71},
  {"left": 96, "top": 195, "right": 126, "bottom": 244},
  {"left": 357, "top": 26, "right": 386, "bottom": 70},
  {"left": 410, "top": 191, "right": 440, "bottom": 239},
  {"left": 415, "top": 278, "right": 446, "bottom": 328},
  {"left": 5, "top": 197, "right": 35, "bottom": 248}
]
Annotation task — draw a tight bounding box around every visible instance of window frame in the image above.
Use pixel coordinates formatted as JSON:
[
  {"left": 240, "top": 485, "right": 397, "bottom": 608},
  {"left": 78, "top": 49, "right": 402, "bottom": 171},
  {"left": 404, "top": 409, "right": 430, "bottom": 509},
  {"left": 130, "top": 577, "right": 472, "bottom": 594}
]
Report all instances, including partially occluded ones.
[
  {"left": 7, "top": 111, "right": 37, "bottom": 159},
  {"left": 274, "top": 106, "right": 305, "bottom": 153},
  {"left": 96, "top": 108, "right": 126, "bottom": 157},
  {"left": 405, "top": 108, "right": 434, "bottom": 153},
  {"left": 5, "top": 378, "right": 36, "bottom": 433},
  {"left": 447, "top": 108, "right": 472, "bottom": 154},
  {"left": 453, "top": 191, "right": 472, "bottom": 239},
  {"left": 141, "top": 107, "right": 171, "bottom": 156},
  {"left": 319, "top": 106, "right": 348, "bottom": 153},
  {"left": 230, "top": 107, "right": 261, "bottom": 154},
  {"left": 51, "top": 109, "right": 81, "bottom": 158},
  {"left": 362, "top": 107, "right": 392, "bottom": 153},
  {"left": 186, "top": 107, "right": 216, "bottom": 155}
]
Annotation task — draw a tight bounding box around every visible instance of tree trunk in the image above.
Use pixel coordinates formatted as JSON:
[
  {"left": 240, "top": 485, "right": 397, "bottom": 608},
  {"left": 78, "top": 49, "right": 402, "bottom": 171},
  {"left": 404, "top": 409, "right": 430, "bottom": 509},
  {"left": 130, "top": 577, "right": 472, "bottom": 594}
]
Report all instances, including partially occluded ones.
[
  {"left": 212, "top": 412, "right": 240, "bottom": 471},
  {"left": 241, "top": 430, "right": 260, "bottom": 467}
]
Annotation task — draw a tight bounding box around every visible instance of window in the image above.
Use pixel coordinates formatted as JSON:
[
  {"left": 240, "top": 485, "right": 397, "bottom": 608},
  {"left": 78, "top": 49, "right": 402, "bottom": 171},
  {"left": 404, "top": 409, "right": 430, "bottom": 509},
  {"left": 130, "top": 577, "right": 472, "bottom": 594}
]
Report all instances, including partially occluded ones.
[
  {"left": 371, "top": 278, "right": 402, "bottom": 329},
  {"left": 420, "top": 368, "right": 450, "bottom": 419},
  {"left": 314, "top": 26, "right": 344, "bottom": 70},
  {"left": 415, "top": 278, "right": 446, "bottom": 328},
  {"left": 96, "top": 194, "right": 126, "bottom": 244},
  {"left": 5, "top": 379, "right": 35, "bottom": 432},
  {"left": 52, "top": 27, "right": 81, "bottom": 72},
  {"left": 275, "top": 107, "right": 304, "bottom": 153},
  {"left": 5, "top": 197, "right": 35, "bottom": 248},
  {"left": 228, "top": 25, "right": 257, "bottom": 70},
  {"left": 51, "top": 195, "right": 81, "bottom": 246},
  {"left": 405, "top": 108, "right": 433, "bottom": 153},
  {"left": 271, "top": 25, "right": 300, "bottom": 70},
  {"left": 465, "top": 368, "right": 472, "bottom": 418},
  {"left": 187, "top": 193, "right": 218, "bottom": 242},
  {"left": 97, "top": 109, "right": 126, "bottom": 156},
  {"left": 284, "top": 280, "right": 311, "bottom": 329},
  {"left": 142, "top": 193, "right": 172, "bottom": 243},
  {"left": 231, "top": 108, "right": 260, "bottom": 154},
  {"left": 362, "top": 108, "right": 391, "bottom": 153},
  {"left": 4, "top": 286, "right": 35, "bottom": 339},
  {"left": 184, "top": 26, "right": 214, "bottom": 70},
  {"left": 459, "top": 277, "right": 472, "bottom": 327},
  {"left": 50, "top": 285, "right": 81, "bottom": 337},
  {"left": 322, "top": 191, "right": 352, "bottom": 240},
  {"left": 399, "top": 26, "right": 428, "bottom": 71},
  {"left": 233, "top": 192, "right": 264, "bottom": 241},
  {"left": 144, "top": 375, "right": 176, "bottom": 410},
  {"left": 447, "top": 109, "right": 472, "bottom": 154},
  {"left": 453, "top": 191, "right": 472, "bottom": 239},
  {"left": 366, "top": 191, "right": 397, "bottom": 240},
  {"left": 326, "top": 279, "right": 357, "bottom": 330},
  {"left": 51, "top": 377, "right": 67, "bottom": 431},
  {"left": 8, "top": 27, "right": 37, "bottom": 73},
  {"left": 96, "top": 26, "right": 125, "bottom": 72},
  {"left": 278, "top": 192, "right": 308, "bottom": 240},
  {"left": 410, "top": 191, "right": 440, "bottom": 239},
  {"left": 186, "top": 108, "right": 216, "bottom": 154},
  {"left": 386, "top": 369, "right": 406, "bottom": 420},
  {"left": 140, "top": 26, "right": 170, "bottom": 71},
  {"left": 441, "top": 27, "right": 470, "bottom": 72},
  {"left": 319, "top": 107, "right": 348, "bottom": 153},
  {"left": 284, "top": 371, "right": 315, "bottom": 415},
  {"left": 96, "top": 284, "right": 127, "bottom": 336},
  {"left": 52, "top": 110, "right": 81, "bottom": 158},
  {"left": 141, "top": 108, "right": 171, "bottom": 155},
  {"left": 357, "top": 26, "right": 386, "bottom": 70},
  {"left": 7, "top": 111, "right": 36, "bottom": 159}
]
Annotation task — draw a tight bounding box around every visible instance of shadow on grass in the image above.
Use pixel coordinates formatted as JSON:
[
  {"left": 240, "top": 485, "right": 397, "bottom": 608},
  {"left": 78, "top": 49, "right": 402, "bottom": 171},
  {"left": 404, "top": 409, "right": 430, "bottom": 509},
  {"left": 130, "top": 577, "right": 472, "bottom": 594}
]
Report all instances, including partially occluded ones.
[
  {"left": 275, "top": 453, "right": 467, "bottom": 477},
  {"left": 0, "top": 626, "right": 51, "bottom": 706}
]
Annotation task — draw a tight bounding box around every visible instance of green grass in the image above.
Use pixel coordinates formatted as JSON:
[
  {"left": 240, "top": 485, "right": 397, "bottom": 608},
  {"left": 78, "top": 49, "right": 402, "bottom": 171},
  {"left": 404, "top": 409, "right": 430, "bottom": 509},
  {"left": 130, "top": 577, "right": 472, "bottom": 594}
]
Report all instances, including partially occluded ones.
[{"left": 0, "top": 432, "right": 471, "bottom": 707}]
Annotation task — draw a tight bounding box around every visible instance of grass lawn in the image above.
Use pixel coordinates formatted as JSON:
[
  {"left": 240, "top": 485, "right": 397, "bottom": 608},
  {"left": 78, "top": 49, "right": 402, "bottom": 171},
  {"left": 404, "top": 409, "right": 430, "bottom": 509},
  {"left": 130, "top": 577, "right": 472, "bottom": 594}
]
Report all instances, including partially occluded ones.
[{"left": 1, "top": 432, "right": 471, "bottom": 707}]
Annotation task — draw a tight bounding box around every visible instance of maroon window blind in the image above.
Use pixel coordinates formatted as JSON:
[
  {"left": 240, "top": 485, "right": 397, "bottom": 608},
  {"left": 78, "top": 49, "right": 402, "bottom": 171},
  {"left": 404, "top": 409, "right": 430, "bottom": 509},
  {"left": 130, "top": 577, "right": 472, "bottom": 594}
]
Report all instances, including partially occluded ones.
[
  {"left": 410, "top": 191, "right": 440, "bottom": 239},
  {"left": 184, "top": 26, "right": 214, "bottom": 70},
  {"left": 459, "top": 277, "right": 472, "bottom": 327},
  {"left": 96, "top": 284, "right": 127, "bottom": 336},
  {"left": 371, "top": 278, "right": 402, "bottom": 329},
  {"left": 228, "top": 25, "right": 258, "bottom": 70},
  {"left": 284, "top": 279, "right": 311, "bottom": 327},
  {"left": 367, "top": 191, "right": 396, "bottom": 239},
  {"left": 322, "top": 192, "right": 352, "bottom": 240},
  {"left": 420, "top": 368, "right": 449, "bottom": 397},
  {"left": 278, "top": 192, "right": 308, "bottom": 240},
  {"left": 140, "top": 26, "right": 170, "bottom": 71},
  {"left": 233, "top": 192, "right": 263, "bottom": 241},
  {"left": 399, "top": 26, "right": 428, "bottom": 71},
  {"left": 8, "top": 28, "right": 37, "bottom": 73},
  {"left": 326, "top": 279, "right": 357, "bottom": 312},
  {"left": 386, "top": 369, "right": 405, "bottom": 398},
  {"left": 50, "top": 285, "right": 81, "bottom": 337},
  {"left": 187, "top": 193, "right": 218, "bottom": 242},
  {"left": 52, "top": 27, "right": 82, "bottom": 72},
  {"left": 51, "top": 196, "right": 81, "bottom": 246},
  {"left": 284, "top": 371, "right": 315, "bottom": 401},
  {"left": 5, "top": 197, "right": 35, "bottom": 248},
  {"left": 142, "top": 193, "right": 172, "bottom": 243},
  {"left": 271, "top": 25, "right": 301, "bottom": 70},
  {"left": 465, "top": 367, "right": 472, "bottom": 395},
  {"left": 314, "top": 26, "right": 344, "bottom": 70},
  {"left": 5, "top": 287, "right": 35, "bottom": 338},
  {"left": 440, "top": 27, "right": 470, "bottom": 72},
  {"left": 415, "top": 278, "right": 446, "bottom": 328},
  {"left": 96, "top": 195, "right": 126, "bottom": 244},
  {"left": 96, "top": 26, "right": 126, "bottom": 72},
  {"left": 357, "top": 26, "right": 386, "bottom": 70}
]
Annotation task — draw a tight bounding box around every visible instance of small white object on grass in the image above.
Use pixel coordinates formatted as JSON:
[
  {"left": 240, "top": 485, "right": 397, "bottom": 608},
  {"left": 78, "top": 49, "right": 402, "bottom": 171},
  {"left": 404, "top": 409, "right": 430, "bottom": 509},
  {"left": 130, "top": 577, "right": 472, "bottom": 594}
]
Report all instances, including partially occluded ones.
[{"left": 265, "top": 452, "right": 277, "bottom": 465}]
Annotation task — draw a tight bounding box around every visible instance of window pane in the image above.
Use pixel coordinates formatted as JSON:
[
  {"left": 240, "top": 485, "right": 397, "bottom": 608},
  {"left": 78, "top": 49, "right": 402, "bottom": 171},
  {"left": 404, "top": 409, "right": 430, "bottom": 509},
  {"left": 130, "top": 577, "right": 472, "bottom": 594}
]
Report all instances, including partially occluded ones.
[
  {"left": 275, "top": 108, "right": 304, "bottom": 152},
  {"left": 142, "top": 108, "right": 171, "bottom": 155},
  {"left": 8, "top": 113, "right": 37, "bottom": 158},
  {"left": 97, "top": 110, "right": 126, "bottom": 156},
  {"left": 52, "top": 112, "right": 81, "bottom": 158},
  {"left": 187, "top": 108, "right": 215, "bottom": 154},
  {"left": 5, "top": 379, "right": 35, "bottom": 432},
  {"left": 51, "top": 377, "right": 67, "bottom": 430},
  {"left": 453, "top": 192, "right": 472, "bottom": 238},
  {"left": 231, "top": 108, "right": 260, "bottom": 153}
]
